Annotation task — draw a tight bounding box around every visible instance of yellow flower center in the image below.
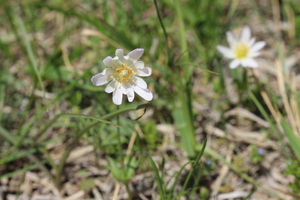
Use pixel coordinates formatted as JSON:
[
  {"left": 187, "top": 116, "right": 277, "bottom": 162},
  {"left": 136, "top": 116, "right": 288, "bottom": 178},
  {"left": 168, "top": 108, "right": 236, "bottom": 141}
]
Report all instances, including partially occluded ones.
[
  {"left": 113, "top": 64, "right": 134, "bottom": 82},
  {"left": 235, "top": 43, "right": 248, "bottom": 59}
]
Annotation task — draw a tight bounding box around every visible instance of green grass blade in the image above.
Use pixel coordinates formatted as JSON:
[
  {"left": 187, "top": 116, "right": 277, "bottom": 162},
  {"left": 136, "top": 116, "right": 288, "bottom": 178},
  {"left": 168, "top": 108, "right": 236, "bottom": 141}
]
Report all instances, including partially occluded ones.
[
  {"left": 201, "top": 145, "right": 282, "bottom": 199},
  {"left": 14, "top": 12, "right": 45, "bottom": 96},
  {"left": 33, "top": 2, "right": 135, "bottom": 50},
  {"left": 33, "top": 113, "right": 119, "bottom": 142},
  {"left": 0, "top": 160, "right": 48, "bottom": 179},
  {"left": 13, "top": 113, "right": 117, "bottom": 152},
  {"left": 161, "top": 157, "right": 166, "bottom": 191},
  {"left": 0, "top": 67, "right": 5, "bottom": 124},
  {"left": 248, "top": 91, "right": 289, "bottom": 157},
  {"left": 0, "top": 125, "right": 19, "bottom": 145},
  {"left": 19, "top": 70, "right": 91, "bottom": 138},
  {"left": 182, "top": 139, "right": 207, "bottom": 192},
  {"left": 0, "top": 39, "right": 13, "bottom": 60},
  {"left": 242, "top": 190, "right": 256, "bottom": 200},
  {"left": 0, "top": 136, "right": 64, "bottom": 166},
  {"left": 149, "top": 156, "right": 165, "bottom": 198},
  {"left": 23, "top": 150, "right": 55, "bottom": 182},
  {"left": 153, "top": 0, "right": 170, "bottom": 64},
  {"left": 168, "top": 160, "right": 193, "bottom": 199},
  {"left": 173, "top": 107, "right": 196, "bottom": 158},
  {"left": 53, "top": 103, "right": 151, "bottom": 187},
  {"left": 281, "top": 119, "right": 300, "bottom": 161},
  {"left": 34, "top": 104, "right": 150, "bottom": 141},
  {"left": 0, "top": 125, "right": 54, "bottom": 183},
  {"left": 174, "top": 0, "right": 190, "bottom": 81}
]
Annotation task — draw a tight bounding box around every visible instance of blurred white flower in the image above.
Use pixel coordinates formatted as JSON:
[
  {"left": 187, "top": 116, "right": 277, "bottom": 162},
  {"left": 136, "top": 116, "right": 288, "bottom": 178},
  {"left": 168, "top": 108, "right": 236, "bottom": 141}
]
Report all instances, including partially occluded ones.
[
  {"left": 217, "top": 26, "right": 266, "bottom": 69},
  {"left": 91, "top": 48, "right": 153, "bottom": 105}
]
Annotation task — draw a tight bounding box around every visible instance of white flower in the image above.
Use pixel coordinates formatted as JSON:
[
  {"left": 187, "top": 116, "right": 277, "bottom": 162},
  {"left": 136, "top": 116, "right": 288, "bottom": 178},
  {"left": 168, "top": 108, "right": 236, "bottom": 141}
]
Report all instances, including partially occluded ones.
[
  {"left": 217, "top": 26, "right": 266, "bottom": 69},
  {"left": 91, "top": 48, "right": 153, "bottom": 105}
]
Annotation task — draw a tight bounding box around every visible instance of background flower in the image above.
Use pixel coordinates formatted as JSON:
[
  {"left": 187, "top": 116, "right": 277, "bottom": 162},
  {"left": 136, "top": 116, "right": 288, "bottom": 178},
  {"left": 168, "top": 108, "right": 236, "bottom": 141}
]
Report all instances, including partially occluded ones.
[
  {"left": 217, "top": 26, "right": 266, "bottom": 69},
  {"left": 91, "top": 48, "right": 153, "bottom": 105}
]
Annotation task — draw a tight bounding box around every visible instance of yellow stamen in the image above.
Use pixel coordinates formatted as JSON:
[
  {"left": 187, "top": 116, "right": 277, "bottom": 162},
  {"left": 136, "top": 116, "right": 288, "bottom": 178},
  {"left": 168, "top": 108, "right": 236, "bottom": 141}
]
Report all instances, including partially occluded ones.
[
  {"left": 235, "top": 43, "right": 248, "bottom": 59},
  {"left": 113, "top": 64, "right": 134, "bottom": 82}
]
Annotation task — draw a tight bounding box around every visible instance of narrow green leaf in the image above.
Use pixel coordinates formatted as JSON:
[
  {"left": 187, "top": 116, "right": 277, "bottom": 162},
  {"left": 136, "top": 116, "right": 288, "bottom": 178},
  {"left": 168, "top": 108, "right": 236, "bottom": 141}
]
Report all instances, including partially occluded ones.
[
  {"left": 14, "top": 13, "right": 45, "bottom": 96},
  {"left": 19, "top": 70, "right": 91, "bottom": 138},
  {"left": 0, "top": 60, "right": 7, "bottom": 125},
  {"left": 200, "top": 145, "right": 282, "bottom": 199},
  {"left": 174, "top": 0, "right": 191, "bottom": 82},
  {"left": 33, "top": 2, "right": 135, "bottom": 50},
  {"left": 169, "top": 160, "right": 193, "bottom": 199},
  {"left": 182, "top": 139, "right": 207, "bottom": 192},
  {"left": 0, "top": 161, "right": 48, "bottom": 179},
  {"left": 173, "top": 108, "right": 195, "bottom": 157},
  {"left": 149, "top": 157, "right": 165, "bottom": 197},
  {"left": 281, "top": 119, "right": 300, "bottom": 161},
  {"left": 0, "top": 125, "right": 18, "bottom": 145},
  {"left": 242, "top": 190, "right": 256, "bottom": 200},
  {"left": 248, "top": 90, "right": 289, "bottom": 157},
  {"left": 0, "top": 125, "right": 54, "bottom": 182},
  {"left": 54, "top": 103, "right": 151, "bottom": 187},
  {"left": 34, "top": 104, "right": 150, "bottom": 141}
]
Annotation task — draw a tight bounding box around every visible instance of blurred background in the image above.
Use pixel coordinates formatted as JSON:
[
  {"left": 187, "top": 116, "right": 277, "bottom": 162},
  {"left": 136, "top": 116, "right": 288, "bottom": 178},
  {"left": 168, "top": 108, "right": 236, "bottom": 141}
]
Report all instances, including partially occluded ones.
[{"left": 1, "top": 0, "right": 300, "bottom": 199}]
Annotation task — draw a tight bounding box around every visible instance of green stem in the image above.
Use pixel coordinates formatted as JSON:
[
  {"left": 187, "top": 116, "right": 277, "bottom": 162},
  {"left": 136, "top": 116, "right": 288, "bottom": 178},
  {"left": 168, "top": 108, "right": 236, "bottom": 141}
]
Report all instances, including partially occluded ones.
[
  {"left": 33, "top": 113, "right": 119, "bottom": 142},
  {"left": 182, "top": 139, "right": 207, "bottom": 191},
  {"left": 116, "top": 105, "right": 125, "bottom": 172},
  {"left": 24, "top": 151, "right": 55, "bottom": 183},
  {"left": 174, "top": 0, "right": 190, "bottom": 82},
  {"left": 173, "top": 0, "right": 196, "bottom": 159},
  {"left": 153, "top": 0, "right": 170, "bottom": 64},
  {"left": 54, "top": 104, "right": 150, "bottom": 189},
  {"left": 125, "top": 183, "right": 132, "bottom": 200},
  {"left": 116, "top": 105, "right": 132, "bottom": 200},
  {"left": 15, "top": 10, "right": 45, "bottom": 97},
  {"left": 176, "top": 83, "right": 196, "bottom": 158}
]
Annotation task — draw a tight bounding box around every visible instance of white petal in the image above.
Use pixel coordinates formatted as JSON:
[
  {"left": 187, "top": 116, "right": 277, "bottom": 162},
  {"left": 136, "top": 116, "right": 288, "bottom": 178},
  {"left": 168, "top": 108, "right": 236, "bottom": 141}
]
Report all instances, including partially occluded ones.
[
  {"left": 216, "top": 45, "right": 234, "bottom": 58},
  {"left": 91, "top": 69, "right": 110, "bottom": 86},
  {"left": 241, "top": 58, "right": 258, "bottom": 68},
  {"left": 135, "top": 77, "right": 147, "bottom": 89},
  {"left": 116, "top": 49, "right": 125, "bottom": 62},
  {"left": 103, "top": 56, "right": 118, "bottom": 68},
  {"left": 122, "top": 81, "right": 133, "bottom": 90},
  {"left": 247, "top": 38, "right": 256, "bottom": 47},
  {"left": 137, "top": 67, "right": 152, "bottom": 77},
  {"left": 134, "top": 86, "right": 153, "bottom": 101},
  {"left": 226, "top": 32, "right": 237, "bottom": 46},
  {"left": 104, "top": 80, "right": 116, "bottom": 93},
  {"left": 112, "top": 55, "right": 123, "bottom": 66},
  {"left": 128, "top": 48, "right": 144, "bottom": 62},
  {"left": 250, "top": 41, "right": 266, "bottom": 52},
  {"left": 120, "top": 84, "right": 128, "bottom": 94},
  {"left": 249, "top": 52, "right": 261, "bottom": 57},
  {"left": 240, "top": 26, "right": 251, "bottom": 42},
  {"left": 229, "top": 60, "right": 240, "bottom": 69},
  {"left": 112, "top": 86, "right": 123, "bottom": 105},
  {"left": 135, "top": 61, "right": 144, "bottom": 69},
  {"left": 127, "top": 88, "right": 135, "bottom": 102}
]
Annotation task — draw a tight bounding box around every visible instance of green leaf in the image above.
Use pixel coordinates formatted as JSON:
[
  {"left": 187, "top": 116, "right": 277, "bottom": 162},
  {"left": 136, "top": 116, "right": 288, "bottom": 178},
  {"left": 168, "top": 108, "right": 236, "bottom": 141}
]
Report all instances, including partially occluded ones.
[
  {"left": 173, "top": 108, "right": 195, "bottom": 158},
  {"left": 281, "top": 119, "right": 300, "bottom": 161},
  {"left": 33, "top": 2, "right": 136, "bottom": 50},
  {"left": 80, "top": 178, "right": 95, "bottom": 190},
  {"left": 149, "top": 156, "right": 166, "bottom": 197},
  {"left": 15, "top": 13, "right": 45, "bottom": 94},
  {"left": 106, "top": 157, "right": 137, "bottom": 184}
]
